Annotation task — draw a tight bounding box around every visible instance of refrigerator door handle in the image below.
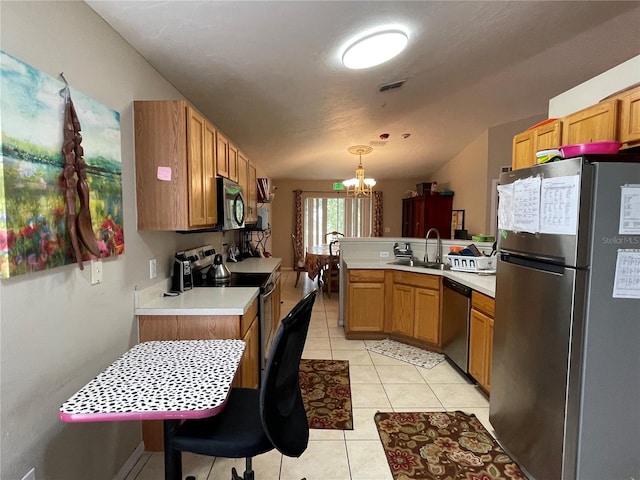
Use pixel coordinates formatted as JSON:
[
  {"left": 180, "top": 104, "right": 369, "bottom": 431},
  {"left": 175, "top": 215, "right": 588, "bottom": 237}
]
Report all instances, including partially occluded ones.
[{"left": 500, "top": 252, "right": 565, "bottom": 274}]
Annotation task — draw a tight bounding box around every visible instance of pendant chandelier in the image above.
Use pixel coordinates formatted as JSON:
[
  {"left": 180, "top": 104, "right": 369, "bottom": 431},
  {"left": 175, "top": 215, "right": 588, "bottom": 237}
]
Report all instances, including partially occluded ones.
[{"left": 343, "top": 145, "right": 376, "bottom": 197}]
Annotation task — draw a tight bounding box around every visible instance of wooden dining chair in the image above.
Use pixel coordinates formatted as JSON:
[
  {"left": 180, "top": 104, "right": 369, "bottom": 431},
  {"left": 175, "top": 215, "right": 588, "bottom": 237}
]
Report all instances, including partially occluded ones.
[
  {"left": 324, "top": 231, "right": 345, "bottom": 243},
  {"left": 291, "top": 234, "right": 306, "bottom": 288},
  {"left": 325, "top": 240, "right": 340, "bottom": 298}
]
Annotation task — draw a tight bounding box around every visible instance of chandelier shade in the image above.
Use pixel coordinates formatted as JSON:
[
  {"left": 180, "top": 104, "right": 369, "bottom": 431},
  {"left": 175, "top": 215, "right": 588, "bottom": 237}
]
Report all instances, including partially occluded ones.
[{"left": 344, "top": 146, "right": 375, "bottom": 197}]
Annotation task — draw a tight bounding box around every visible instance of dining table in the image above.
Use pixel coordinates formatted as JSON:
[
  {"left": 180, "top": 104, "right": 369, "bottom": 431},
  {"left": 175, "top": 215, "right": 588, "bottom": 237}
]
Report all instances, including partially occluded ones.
[
  {"left": 59, "top": 339, "right": 246, "bottom": 480},
  {"left": 304, "top": 243, "right": 339, "bottom": 282}
]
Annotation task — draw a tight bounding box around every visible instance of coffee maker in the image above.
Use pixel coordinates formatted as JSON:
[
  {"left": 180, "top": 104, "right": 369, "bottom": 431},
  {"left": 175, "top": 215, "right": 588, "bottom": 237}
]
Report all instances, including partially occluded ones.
[{"left": 171, "top": 252, "right": 193, "bottom": 292}]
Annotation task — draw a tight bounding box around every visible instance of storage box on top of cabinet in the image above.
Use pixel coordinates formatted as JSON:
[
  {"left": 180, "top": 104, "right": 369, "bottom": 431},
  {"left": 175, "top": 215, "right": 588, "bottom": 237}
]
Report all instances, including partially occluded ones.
[{"left": 134, "top": 100, "right": 217, "bottom": 230}]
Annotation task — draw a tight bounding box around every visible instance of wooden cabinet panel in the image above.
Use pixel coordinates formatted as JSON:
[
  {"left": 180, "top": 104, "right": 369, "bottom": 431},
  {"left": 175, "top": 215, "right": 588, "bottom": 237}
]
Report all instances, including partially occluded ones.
[
  {"left": 203, "top": 122, "right": 218, "bottom": 225},
  {"left": 240, "top": 318, "right": 259, "bottom": 389},
  {"left": 216, "top": 132, "right": 229, "bottom": 178},
  {"left": 393, "top": 271, "right": 440, "bottom": 290},
  {"left": 347, "top": 282, "right": 385, "bottom": 332},
  {"left": 618, "top": 85, "right": 640, "bottom": 146},
  {"left": 469, "top": 293, "right": 495, "bottom": 393},
  {"left": 535, "top": 119, "right": 562, "bottom": 151},
  {"left": 561, "top": 99, "right": 618, "bottom": 146},
  {"left": 414, "top": 287, "right": 439, "bottom": 344},
  {"left": 512, "top": 130, "right": 534, "bottom": 171},
  {"left": 133, "top": 101, "right": 217, "bottom": 230},
  {"left": 391, "top": 284, "right": 414, "bottom": 337},
  {"left": 237, "top": 152, "right": 248, "bottom": 204},
  {"left": 228, "top": 142, "right": 239, "bottom": 182},
  {"left": 138, "top": 316, "right": 179, "bottom": 341},
  {"left": 349, "top": 269, "right": 385, "bottom": 283}
]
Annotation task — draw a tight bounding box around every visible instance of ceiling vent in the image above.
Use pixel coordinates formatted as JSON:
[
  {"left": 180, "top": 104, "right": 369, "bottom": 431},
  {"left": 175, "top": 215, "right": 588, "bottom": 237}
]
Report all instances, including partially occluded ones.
[{"left": 379, "top": 79, "right": 406, "bottom": 92}]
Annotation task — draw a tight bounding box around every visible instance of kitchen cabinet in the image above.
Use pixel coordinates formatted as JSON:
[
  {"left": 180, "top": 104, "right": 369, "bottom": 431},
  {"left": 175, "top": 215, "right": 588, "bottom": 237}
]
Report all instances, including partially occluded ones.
[
  {"left": 512, "top": 119, "right": 562, "bottom": 170},
  {"left": 617, "top": 85, "right": 640, "bottom": 147},
  {"left": 401, "top": 194, "right": 454, "bottom": 239},
  {"left": 468, "top": 291, "right": 494, "bottom": 393},
  {"left": 247, "top": 160, "right": 258, "bottom": 225},
  {"left": 133, "top": 101, "right": 217, "bottom": 230},
  {"left": 345, "top": 269, "right": 387, "bottom": 335},
  {"left": 228, "top": 142, "right": 239, "bottom": 183},
  {"left": 561, "top": 98, "right": 618, "bottom": 146},
  {"left": 216, "top": 131, "right": 230, "bottom": 178},
  {"left": 391, "top": 271, "right": 441, "bottom": 345},
  {"left": 137, "top": 297, "right": 259, "bottom": 450},
  {"left": 237, "top": 150, "right": 248, "bottom": 200}
]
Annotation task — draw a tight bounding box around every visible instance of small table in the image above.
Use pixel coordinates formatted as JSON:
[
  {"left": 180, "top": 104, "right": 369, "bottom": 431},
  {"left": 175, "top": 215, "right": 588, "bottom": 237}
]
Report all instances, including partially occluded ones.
[
  {"left": 60, "top": 339, "right": 245, "bottom": 480},
  {"left": 305, "top": 244, "right": 339, "bottom": 281}
]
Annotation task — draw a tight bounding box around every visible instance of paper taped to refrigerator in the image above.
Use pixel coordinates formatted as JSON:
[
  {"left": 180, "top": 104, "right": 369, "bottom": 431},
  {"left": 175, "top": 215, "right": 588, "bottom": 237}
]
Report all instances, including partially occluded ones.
[
  {"left": 619, "top": 185, "right": 640, "bottom": 235},
  {"left": 612, "top": 249, "right": 640, "bottom": 299},
  {"left": 512, "top": 176, "right": 541, "bottom": 233},
  {"left": 539, "top": 175, "right": 580, "bottom": 235},
  {"left": 497, "top": 183, "right": 514, "bottom": 231}
]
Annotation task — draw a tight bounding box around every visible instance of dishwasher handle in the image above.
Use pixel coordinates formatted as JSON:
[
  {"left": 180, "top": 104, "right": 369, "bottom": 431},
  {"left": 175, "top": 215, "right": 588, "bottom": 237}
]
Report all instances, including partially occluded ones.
[{"left": 443, "top": 277, "right": 472, "bottom": 297}]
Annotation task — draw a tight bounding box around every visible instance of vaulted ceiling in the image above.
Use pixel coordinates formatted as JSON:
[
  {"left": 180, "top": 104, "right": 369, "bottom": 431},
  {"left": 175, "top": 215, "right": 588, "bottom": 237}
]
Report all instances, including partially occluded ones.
[{"left": 87, "top": 1, "right": 640, "bottom": 180}]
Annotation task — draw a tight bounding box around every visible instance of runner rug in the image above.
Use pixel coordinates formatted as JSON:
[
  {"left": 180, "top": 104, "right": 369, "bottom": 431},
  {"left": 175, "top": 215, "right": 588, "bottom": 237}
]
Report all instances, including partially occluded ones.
[
  {"left": 367, "top": 338, "right": 445, "bottom": 369},
  {"left": 374, "top": 411, "right": 528, "bottom": 480},
  {"left": 299, "top": 359, "right": 353, "bottom": 430}
]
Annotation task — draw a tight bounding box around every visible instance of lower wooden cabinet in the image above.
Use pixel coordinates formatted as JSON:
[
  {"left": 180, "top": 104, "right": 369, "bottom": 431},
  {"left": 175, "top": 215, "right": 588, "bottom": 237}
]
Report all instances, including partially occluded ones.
[
  {"left": 391, "top": 272, "right": 441, "bottom": 346},
  {"left": 137, "top": 297, "right": 259, "bottom": 451},
  {"left": 468, "top": 292, "right": 495, "bottom": 392},
  {"left": 346, "top": 269, "right": 386, "bottom": 334}
]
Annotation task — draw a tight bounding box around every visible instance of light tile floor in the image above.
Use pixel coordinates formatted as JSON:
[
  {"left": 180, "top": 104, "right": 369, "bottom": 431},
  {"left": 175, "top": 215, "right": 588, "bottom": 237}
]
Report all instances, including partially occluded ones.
[{"left": 125, "top": 271, "right": 492, "bottom": 480}]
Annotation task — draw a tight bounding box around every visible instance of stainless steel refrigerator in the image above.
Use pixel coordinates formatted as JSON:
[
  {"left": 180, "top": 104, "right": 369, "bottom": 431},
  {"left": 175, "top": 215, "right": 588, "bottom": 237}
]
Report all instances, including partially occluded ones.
[{"left": 491, "top": 155, "right": 640, "bottom": 480}]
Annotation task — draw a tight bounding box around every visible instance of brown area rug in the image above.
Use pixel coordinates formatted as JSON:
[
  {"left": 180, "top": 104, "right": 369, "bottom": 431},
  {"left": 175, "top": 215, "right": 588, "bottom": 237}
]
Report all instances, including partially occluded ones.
[
  {"left": 375, "top": 411, "right": 528, "bottom": 480},
  {"left": 299, "top": 359, "right": 353, "bottom": 430}
]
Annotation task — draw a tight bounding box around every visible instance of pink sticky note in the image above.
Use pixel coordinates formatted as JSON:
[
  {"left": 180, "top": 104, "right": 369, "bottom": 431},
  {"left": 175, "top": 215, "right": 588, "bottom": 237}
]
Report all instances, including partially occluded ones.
[{"left": 157, "top": 167, "right": 172, "bottom": 181}]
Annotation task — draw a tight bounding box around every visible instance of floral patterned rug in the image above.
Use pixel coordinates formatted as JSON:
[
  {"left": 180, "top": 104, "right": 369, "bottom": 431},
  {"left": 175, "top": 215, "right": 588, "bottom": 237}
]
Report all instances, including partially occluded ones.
[
  {"left": 375, "top": 411, "right": 528, "bottom": 480},
  {"left": 299, "top": 359, "right": 353, "bottom": 430},
  {"left": 367, "top": 338, "right": 446, "bottom": 369}
]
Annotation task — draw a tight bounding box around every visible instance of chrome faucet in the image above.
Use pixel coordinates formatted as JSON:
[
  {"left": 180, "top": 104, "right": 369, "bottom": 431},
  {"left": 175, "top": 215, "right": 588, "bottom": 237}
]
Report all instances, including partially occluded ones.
[{"left": 424, "top": 228, "right": 442, "bottom": 264}]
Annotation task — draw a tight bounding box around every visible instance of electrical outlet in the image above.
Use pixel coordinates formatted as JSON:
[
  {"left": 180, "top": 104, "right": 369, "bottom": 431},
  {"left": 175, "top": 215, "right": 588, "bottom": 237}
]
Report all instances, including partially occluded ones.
[
  {"left": 149, "top": 258, "right": 157, "bottom": 279},
  {"left": 21, "top": 467, "right": 35, "bottom": 480},
  {"left": 91, "top": 259, "right": 103, "bottom": 285},
  {"left": 379, "top": 251, "right": 390, "bottom": 258}
]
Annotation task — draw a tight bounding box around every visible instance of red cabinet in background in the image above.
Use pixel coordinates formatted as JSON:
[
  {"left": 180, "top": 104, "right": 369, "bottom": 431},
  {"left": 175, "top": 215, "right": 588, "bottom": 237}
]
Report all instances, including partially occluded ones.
[{"left": 402, "top": 195, "right": 454, "bottom": 239}]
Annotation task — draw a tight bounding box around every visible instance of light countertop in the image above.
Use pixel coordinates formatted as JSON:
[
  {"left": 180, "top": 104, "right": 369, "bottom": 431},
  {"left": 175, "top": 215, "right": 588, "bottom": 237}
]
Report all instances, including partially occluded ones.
[
  {"left": 135, "top": 258, "right": 281, "bottom": 316},
  {"left": 344, "top": 260, "right": 496, "bottom": 297}
]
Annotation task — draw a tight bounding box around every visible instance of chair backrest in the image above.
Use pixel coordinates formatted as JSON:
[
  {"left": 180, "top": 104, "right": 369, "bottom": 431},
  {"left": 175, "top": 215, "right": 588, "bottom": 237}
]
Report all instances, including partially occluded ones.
[
  {"left": 260, "top": 289, "right": 316, "bottom": 457},
  {"left": 324, "top": 231, "right": 345, "bottom": 243},
  {"left": 329, "top": 240, "right": 340, "bottom": 257},
  {"left": 291, "top": 234, "right": 303, "bottom": 267}
]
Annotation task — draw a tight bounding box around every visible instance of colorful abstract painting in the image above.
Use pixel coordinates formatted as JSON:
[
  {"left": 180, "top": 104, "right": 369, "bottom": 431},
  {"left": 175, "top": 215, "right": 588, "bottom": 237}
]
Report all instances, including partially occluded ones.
[{"left": 0, "top": 50, "right": 124, "bottom": 278}]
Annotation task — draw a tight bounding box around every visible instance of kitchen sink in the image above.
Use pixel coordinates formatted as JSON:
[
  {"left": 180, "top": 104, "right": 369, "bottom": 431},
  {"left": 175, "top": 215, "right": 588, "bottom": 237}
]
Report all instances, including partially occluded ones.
[{"left": 387, "top": 259, "right": 450, "bottom": 270}]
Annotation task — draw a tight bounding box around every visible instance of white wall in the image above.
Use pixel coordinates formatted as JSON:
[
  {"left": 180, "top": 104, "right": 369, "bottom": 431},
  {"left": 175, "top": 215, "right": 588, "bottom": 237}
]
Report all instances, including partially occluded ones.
[
  {"left": 549, "top": 54, "right": 640, "bottom": 117},
  {"left": 0, "top": 3, "right": 233, "bottom": 479}
]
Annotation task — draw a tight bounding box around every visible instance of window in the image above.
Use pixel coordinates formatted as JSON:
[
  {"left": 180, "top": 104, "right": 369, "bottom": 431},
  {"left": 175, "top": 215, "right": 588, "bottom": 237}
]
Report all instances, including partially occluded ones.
[{"left": 302, "top": 194, "right": 372, "bottom": 250}]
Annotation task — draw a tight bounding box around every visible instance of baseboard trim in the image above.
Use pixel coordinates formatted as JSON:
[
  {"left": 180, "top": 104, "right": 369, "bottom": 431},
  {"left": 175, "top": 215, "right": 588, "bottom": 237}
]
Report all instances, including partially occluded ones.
[{"left": 113, "top": 442, "right": 145, "bottom": 480}]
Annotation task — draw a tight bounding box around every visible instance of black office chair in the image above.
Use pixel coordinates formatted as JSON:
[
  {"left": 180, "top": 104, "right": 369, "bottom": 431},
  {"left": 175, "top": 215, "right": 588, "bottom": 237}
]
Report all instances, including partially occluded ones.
[{"left": 169, "top": 290, "right": 317, "bottom": 480}]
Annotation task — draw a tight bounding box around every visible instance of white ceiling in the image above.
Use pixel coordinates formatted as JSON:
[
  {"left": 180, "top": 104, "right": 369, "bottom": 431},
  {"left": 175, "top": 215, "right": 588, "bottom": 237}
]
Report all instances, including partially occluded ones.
[{"left": 87, "top": 1, "right": 640, "bottom": 181}]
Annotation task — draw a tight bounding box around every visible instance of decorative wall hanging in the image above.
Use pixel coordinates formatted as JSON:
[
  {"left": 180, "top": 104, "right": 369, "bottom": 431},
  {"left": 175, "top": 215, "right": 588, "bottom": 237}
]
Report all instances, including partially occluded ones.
[{"left": 0, "top": 51, "right": 125, "bottom": 278}]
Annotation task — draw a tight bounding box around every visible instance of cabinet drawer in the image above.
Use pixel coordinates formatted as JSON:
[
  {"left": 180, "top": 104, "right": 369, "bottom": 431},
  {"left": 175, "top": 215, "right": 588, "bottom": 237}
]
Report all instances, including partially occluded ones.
[
  {"left": 393, "top": 271, "right": 440, "bottom": 290},
  {"left": 349, "top": 269, "right": 385, "bottom": 283},
  {"left": 471, "top": 291, "right": 495, "bottom": 317}
]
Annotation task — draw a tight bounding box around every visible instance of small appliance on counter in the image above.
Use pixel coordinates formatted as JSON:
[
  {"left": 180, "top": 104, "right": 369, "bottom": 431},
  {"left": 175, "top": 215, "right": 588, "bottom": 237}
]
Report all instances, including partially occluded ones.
[
  {"left": 209, "top": 254, "right": 231, "bottom": 284},
  {"left": 171, "top": 252, "right": 193, "bottom": 292}
]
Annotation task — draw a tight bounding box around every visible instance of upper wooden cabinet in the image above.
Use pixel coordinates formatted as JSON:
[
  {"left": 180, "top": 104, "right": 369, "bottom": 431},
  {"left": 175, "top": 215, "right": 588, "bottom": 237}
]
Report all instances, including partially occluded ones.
[
  {"left": 134, "top": 101, "right": 217, "bottom": 230},
  {"left": 216, "top": 132, "right": 230, "bottom": 178},
  {"left": 237, "top": 151, "right": 248, "bottom": 198},
  {"left": 228, "top": 142, "right": 239, "bottom": 183},
  {"left": 247, "top": 161, "right": 258, "bottom": 225},
  {"left": 512, "top": 119, "right": 562, "bottom": 170},
  {"left": 616, "top": 85, "right": 640, "bottom": 147},
  {"left": 561, "top": 98, "right": 618, "bottom": 146}
]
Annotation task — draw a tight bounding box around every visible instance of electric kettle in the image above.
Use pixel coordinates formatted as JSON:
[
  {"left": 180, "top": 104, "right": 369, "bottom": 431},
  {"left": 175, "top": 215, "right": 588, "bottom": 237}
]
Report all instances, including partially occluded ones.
[{"left": 209, "top": 253, "right": 231, "bottom": 283}]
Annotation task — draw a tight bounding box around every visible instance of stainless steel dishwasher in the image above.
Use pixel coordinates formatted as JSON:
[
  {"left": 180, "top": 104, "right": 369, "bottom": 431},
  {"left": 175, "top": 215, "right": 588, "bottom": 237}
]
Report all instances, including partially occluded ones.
[{"left": 441, "top": 277, "right": 472, "bottom": 373}]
